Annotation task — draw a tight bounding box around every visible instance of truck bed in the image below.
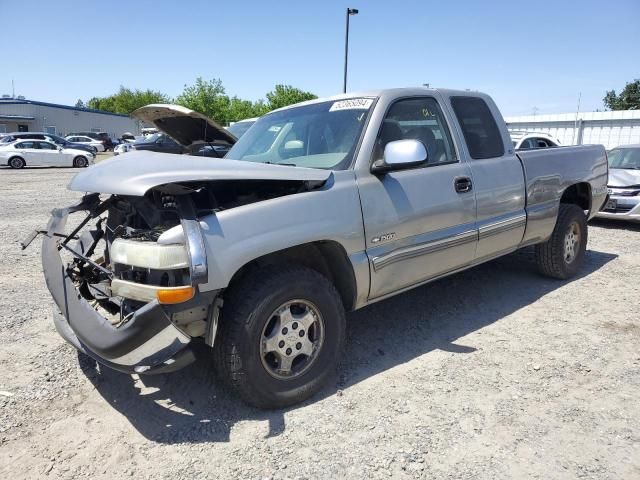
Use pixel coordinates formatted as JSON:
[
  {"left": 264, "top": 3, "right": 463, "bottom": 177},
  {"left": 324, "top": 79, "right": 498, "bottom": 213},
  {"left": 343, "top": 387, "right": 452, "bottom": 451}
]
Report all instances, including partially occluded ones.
[{"left": 517, "top": 144, "right": 608, "bottom": 245}]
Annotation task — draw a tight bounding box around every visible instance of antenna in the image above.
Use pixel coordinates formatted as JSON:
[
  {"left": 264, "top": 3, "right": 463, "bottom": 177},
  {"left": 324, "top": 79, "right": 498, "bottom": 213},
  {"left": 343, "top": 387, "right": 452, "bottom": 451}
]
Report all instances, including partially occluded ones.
[
  {"left": 12, "top": 79, "right": 15, "bottom": 98},
  {"left": 574, "top": 92, "right": 582, "bottom": 145}
]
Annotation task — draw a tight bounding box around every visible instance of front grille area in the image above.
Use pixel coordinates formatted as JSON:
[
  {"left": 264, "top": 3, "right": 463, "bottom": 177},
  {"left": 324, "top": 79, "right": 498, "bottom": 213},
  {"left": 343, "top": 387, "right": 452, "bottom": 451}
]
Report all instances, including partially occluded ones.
[{"left": 605, "top": 204, "right": 634, "bottom": 213}]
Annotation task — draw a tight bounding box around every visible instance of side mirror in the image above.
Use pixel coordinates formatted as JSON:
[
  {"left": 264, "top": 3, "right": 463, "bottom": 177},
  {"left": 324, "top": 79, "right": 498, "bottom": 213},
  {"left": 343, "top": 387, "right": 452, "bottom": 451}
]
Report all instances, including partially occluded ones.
[
  {"left": 371, "top": 139, "right": 428, "bottom": 173},
  {"left": 284, "top": 140, "right": 304, "bottom": 151}
]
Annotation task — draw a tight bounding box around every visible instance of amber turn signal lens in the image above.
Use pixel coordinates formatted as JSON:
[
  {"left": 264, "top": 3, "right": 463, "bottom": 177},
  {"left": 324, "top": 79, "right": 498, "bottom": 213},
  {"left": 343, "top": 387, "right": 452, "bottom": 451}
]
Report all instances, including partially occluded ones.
[{"left": 156, "top": 286, "right": 195, "bottom": 304}]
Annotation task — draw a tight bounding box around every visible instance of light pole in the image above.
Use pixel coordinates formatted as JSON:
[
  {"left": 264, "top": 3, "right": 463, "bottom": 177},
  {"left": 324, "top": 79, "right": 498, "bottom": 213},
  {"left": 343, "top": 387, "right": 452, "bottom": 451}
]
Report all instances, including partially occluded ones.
[{"left": 343, "top": 8, "right": 358, "bottom": 94}]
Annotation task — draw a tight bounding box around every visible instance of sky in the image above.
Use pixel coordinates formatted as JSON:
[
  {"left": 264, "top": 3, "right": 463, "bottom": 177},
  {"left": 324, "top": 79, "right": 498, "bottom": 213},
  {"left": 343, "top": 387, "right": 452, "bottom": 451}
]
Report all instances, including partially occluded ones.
[{"left": 1, "top": 0, "right": 639, "bottom": 116}]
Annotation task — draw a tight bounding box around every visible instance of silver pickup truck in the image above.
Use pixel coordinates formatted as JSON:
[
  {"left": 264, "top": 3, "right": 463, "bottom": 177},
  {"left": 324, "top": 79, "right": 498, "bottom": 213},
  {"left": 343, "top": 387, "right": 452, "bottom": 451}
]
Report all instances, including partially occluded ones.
[{"left": 37, "top": 88, "right": 608, "bottom": 408}]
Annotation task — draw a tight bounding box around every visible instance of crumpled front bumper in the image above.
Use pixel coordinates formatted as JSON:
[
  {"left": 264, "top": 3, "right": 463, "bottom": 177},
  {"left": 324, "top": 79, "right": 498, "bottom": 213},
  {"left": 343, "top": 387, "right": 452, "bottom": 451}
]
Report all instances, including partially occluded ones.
[{"left": 41, "top": 195, "right": 200, "bottom": 374}]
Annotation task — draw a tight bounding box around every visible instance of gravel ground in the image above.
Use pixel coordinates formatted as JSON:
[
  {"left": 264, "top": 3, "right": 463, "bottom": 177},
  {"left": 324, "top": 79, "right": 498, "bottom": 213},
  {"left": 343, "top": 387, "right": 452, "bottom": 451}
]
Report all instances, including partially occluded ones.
[{"left": 0, "top": 165, "right": 639, "bottom": 480}]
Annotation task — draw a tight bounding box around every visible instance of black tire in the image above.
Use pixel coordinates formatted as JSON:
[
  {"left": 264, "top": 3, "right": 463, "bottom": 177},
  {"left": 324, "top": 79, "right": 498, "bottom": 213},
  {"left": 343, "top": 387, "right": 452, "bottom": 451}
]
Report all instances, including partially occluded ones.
[
  {"left": 214, "top": 265, "right": 346, "bottom": 409},
  {"left": 9, "top": 156, "right": 25, "bottom": 169},
  {"left": 535, "top": 204, "right": 588, "bottom": 279},
  {"left": 73, "top": 156, "right": 88, "bottom": 168}
]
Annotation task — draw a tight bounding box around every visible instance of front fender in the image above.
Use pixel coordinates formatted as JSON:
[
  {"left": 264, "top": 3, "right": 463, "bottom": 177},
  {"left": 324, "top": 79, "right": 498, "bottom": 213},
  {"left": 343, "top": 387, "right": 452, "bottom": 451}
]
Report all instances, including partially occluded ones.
[{"left": 161, "top": 171, "right": 368, "bottom": 294}]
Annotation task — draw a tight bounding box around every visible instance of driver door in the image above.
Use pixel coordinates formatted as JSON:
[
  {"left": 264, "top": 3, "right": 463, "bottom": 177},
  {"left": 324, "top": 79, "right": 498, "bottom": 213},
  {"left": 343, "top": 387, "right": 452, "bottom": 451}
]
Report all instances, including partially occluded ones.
[
  {"left": 36, "top": 141, "right": 62, "bottom": 166},
  {"left": 357, "top": 95, "right": 478, "bottom": 299}
]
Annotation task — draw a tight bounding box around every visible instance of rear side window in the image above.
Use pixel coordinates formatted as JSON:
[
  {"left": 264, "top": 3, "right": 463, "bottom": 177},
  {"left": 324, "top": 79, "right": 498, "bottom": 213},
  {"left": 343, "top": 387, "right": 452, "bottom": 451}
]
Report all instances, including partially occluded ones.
[{"left": 451, "top": 97, "right": 504, "bottom": 159}]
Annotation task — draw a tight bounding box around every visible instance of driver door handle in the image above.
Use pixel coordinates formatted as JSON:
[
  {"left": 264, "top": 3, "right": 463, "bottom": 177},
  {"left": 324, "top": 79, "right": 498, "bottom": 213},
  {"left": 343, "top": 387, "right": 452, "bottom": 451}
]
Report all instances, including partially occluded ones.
[{"left": 454, "top": 176, "right": 473, "bottom": 193}]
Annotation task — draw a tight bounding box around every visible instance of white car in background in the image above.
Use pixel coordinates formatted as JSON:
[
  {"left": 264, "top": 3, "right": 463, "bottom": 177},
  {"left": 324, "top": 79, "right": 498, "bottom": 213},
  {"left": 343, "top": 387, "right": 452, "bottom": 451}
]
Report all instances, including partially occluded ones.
[
  {"left": 226, "top": 117, "right": 257, "bottom": 138},
  {"left": 114, "top": 142, "right": 135, "bottom": 155},
  {"left": 596, "top": 145, "right": 640, "bottom": 223},
  {"left": 65, "top": 135, "right": 105, "bottom": 152},
  {"left": 511, "top": 131, "right": 561, "bottom": 150},
  {"left": 0, "top": 140, "right": 95, "bottom": 169}
]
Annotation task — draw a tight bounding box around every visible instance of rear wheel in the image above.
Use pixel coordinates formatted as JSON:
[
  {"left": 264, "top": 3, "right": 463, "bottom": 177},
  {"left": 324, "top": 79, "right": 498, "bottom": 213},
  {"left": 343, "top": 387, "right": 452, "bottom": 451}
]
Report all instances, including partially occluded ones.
[
  {"left": 535, "top": 204, "right": 588, "bottom": 279},
  {"left": 73, "top": 156, "right": 88, "bottom": 168},
  {"left": 214, "top": 265, "right": 346, "bottom": 409},
  {"left": 9, "top": 157, "right": 25, "bottom": 169}
]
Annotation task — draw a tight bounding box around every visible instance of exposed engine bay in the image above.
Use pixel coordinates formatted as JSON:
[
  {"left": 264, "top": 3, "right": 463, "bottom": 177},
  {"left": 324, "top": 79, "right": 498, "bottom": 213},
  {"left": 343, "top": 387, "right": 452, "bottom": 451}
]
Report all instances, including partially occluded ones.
[{"left": 44, "top": 179, "right": 319, "bottom": 339}]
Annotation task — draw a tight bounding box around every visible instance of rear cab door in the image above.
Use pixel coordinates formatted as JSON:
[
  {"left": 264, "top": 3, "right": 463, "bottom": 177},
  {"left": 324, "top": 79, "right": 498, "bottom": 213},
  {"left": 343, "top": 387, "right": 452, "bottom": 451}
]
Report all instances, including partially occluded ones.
[
  {"left": 446, "top": 94, "right": 527, "bottom": 262},
  {"left": 14, "top": 141, "right": 43, "bottom": 165}
]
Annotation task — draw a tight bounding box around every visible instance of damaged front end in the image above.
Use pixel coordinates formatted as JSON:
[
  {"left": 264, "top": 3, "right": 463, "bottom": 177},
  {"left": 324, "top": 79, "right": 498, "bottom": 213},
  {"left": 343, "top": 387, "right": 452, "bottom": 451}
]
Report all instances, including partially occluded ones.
[{"left": 41, "top": 191, "right": 216, "bottom": 375}]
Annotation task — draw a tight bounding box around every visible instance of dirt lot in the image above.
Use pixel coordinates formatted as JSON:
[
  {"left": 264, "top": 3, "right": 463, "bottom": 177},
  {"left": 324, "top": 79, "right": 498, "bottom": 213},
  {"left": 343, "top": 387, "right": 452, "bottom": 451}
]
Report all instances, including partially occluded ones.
[{"left": 0, "top": 165, "right": 639, "bottom": 480}]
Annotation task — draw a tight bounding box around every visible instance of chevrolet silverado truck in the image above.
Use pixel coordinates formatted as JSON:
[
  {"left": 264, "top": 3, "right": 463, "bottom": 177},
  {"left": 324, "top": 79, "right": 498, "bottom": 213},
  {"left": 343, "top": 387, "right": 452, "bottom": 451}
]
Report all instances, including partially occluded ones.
[{"left": 34, "top": 88, "right": 608, "bottom": 408}]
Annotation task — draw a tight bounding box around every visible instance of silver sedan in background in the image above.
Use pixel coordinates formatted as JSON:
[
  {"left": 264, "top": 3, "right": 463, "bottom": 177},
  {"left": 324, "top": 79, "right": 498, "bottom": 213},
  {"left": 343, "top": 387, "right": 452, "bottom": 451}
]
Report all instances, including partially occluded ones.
[{"left": 597, "top": 145, "right": 640, "bottom": 222}]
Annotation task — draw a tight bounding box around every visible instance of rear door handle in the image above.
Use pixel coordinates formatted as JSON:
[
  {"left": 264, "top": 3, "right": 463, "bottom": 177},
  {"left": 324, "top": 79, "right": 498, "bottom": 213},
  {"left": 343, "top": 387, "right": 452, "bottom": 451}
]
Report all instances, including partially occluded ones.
[{"left": 454, "top": 176, "right": 473, "bottom": 193}]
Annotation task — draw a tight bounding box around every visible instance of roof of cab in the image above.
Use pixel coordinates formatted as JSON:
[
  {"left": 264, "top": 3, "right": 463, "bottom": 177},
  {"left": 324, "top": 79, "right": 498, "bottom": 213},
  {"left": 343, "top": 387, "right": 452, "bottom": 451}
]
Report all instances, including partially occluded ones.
[{"left": 270, "top": 87, "right": 487, "bottom": 113}]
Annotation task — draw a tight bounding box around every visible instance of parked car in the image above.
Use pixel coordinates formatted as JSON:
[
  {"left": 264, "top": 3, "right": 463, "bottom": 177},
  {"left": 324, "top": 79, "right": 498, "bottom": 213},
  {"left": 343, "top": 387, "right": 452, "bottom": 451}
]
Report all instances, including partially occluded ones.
[
  {"left": 226, "top": 117, "right": 258, "bottom": 139},
  {"left": 595, "top": 144, "right": 640, "bottom": 222},
  {"left": 121, "top": 132, "right": 136, "bottom": 141},
  {"left": 113, "top": 142, "right": 134, "bottom": 156},
  {"left": 67, "top": 132, "right": 114, "bottom": 151},
  {"left": 36, "top": 88, "right": 607, "bottom": 409},
  {"left": 65, "top": 135, "right": 105, "bottom": 152},
  {"left": 511, "top": 131, "right": 561, "bottom": 150},
  {"left": 130, "top": 104, "right": 236, "bottom": 157},
  {"left": 128, "top": 133, "right": 184, "bottom": 154},
  {"left": 0, "top": 132, "right": 98, "bottom": 154},
  {"left": 1, "top": 140, "right": 94, "bottom": 168}
]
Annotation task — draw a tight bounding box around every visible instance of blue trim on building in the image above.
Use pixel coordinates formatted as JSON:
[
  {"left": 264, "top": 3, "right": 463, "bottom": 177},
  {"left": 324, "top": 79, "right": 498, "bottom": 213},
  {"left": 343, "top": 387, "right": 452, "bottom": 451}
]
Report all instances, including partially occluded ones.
[
  {"left": 0, "top": 99, "right": 130, "bottom": 118},
  {"left": 0, "top": 114, "right": 35, "bottom": 121}
]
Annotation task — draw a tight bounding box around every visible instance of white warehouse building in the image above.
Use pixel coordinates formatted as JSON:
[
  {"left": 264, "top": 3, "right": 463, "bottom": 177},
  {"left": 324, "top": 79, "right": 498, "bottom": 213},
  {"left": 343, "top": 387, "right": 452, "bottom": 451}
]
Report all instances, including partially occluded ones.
[
  {"left": 0, "top": 96, "right": 140, "bottom": 138},
  {"left": 505, "top": 110, "right": 640, "bottom": 150}
]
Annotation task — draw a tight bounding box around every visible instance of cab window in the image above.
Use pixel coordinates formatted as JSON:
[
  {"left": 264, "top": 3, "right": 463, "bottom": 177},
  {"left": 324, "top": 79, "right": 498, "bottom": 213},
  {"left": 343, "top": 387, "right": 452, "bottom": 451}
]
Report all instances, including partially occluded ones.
[
  {"left": 374, "top": 97, "right": 457, "bottom": 165},
  {"left": 451, "top": 96, "right": 505, "bottom": 159}
]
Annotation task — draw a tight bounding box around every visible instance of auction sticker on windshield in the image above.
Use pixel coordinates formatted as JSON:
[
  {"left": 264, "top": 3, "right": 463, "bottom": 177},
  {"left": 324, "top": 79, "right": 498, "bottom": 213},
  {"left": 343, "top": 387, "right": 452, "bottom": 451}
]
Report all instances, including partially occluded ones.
[{"left": 329, "top": 98, "right": 374, "bottom": 112}]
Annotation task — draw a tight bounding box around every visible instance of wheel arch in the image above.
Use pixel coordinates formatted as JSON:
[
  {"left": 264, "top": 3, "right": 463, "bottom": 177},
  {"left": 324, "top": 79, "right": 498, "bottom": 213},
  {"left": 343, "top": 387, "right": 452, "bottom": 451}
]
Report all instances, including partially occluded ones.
[
  {"left": 225, "top": 240, "right": 358, "bottom": 311},
  {"left": 560, "top": 182, "right": 591, "bottom": 214}
]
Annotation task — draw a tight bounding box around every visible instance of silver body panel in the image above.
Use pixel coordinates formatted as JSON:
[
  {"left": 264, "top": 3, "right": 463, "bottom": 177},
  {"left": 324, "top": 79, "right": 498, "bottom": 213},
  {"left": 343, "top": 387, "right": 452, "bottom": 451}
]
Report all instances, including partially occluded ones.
[
  {"left": 595, "top": 167, "right": 640, "bottom": 222},
  {"left": 68, "top": 151, "right": 331, "bottom": 196},
  {"left": 65, "top": 87, "right": 608, "bottom": 310},
  {"left": 517, "top": 144, "right": 608, "bottom": 244}
]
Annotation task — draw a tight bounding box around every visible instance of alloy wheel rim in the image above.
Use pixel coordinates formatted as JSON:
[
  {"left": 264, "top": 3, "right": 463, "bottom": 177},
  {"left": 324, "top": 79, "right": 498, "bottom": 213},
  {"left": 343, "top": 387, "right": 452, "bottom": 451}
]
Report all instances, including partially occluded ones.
[
  {"left": 563, "top": 222, "right": 580, "bottom": 264},
  {"left": 260, "top": 299, "right": 325, "bottom": 380}
]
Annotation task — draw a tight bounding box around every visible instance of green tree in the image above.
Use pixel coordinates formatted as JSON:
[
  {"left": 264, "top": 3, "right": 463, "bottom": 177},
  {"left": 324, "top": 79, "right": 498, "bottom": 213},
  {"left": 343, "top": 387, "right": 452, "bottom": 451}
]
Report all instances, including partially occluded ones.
[
  {"left": 75, "top": 99, "right": 85, "bottom": 108},
  {"left": 227, "top": 97, "right": 270, "bottom": 122},
  {"left": 175, "top": 77, "right": 231, "bottom": 124},
  {"left": 265, "top": 84, "right": 317, "bottom": 110},
  {"left": 86, "top": 86, "right": 171, "bottom": 114},
  {"left": 603, "top": 79, "right": 640, "bottom": 110}
]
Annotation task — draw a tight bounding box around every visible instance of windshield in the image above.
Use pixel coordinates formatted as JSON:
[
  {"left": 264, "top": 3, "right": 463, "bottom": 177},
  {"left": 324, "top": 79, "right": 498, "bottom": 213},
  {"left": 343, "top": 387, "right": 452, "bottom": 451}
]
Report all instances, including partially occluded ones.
[
  {"left": 227, "top": 121, "right": 255, "bottom": 139},
  {"left": 608, "top": 148, "right": 640, "bottom": 170},
  {"left": 225, "top": 98, "right": 374, "bottom": 170}
]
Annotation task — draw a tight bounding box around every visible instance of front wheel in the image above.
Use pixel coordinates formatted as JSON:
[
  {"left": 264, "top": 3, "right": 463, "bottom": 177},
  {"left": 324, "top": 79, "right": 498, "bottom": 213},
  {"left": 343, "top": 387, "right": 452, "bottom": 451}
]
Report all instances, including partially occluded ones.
[
  {"left": 535, "top": 204, "right": 588, "bottom": 279},
  {"left": 73, "top": 156, "right": 88, "bottom": 168},
  {"left": 9, "top": 156, "right": 25, "bottom": 169},
  {"left": 214, "top": 266, "right": 346, "bottom": 409}
]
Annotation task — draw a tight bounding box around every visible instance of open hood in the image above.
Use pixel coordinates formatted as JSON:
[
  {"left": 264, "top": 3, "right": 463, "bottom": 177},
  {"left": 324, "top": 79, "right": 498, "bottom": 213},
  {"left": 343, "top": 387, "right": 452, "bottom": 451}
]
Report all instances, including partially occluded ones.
[
  {"left": 131, "top": 104, "right": 237, "bottom": 147},
  {"left": 68, "top": 151, "right": 331, "bottom": 196},
  {"left": 608, "top": 168, "right": 640, "bottom": 188}
]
